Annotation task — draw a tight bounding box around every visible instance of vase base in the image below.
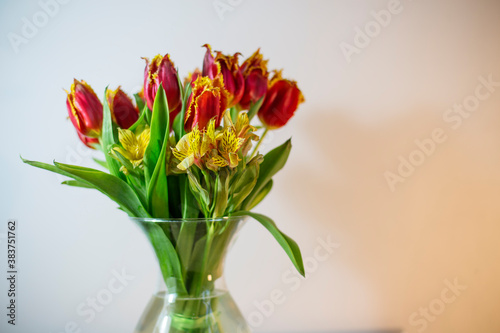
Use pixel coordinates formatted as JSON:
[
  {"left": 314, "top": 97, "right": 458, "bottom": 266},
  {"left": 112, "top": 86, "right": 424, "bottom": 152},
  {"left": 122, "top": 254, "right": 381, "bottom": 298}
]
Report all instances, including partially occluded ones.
[{"left": 134, "top": 290, "right": 251, "bottom": 333}]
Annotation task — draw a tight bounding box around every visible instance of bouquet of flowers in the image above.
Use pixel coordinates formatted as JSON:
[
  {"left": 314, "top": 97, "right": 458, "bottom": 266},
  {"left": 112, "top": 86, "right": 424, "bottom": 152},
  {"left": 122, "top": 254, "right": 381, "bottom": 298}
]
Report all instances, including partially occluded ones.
[{"left": 22, "top": 44, "right": 305, "bottom": 332}]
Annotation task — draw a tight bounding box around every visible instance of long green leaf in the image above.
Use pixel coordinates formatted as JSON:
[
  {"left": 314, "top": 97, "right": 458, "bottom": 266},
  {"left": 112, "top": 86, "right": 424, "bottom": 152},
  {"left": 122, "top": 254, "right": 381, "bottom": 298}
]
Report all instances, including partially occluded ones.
[
  {"left": 233, "top": 211, "right": 305, "bottom": 276},
  {"left": 128, "top": 104, "right": 148, "bottom": 132},
  {"left": 138, "top": 222, "right": 186, "bottom": 294},
  {"left": 247, "top": 96, "right": 264, "bottom": 120},
  {"left": 145, "top": 85, "right": 171, "bottom": 217},
  {"left": 246, "top": 179, "right": 273, "bottom": 210},
  {"left": 61, "top": 180, "right": 94, "bottom": 189},
  {"left": 54, "top": 162, "right": 150, "bottom": 217},
  {"left": 173, "top": 82, "right": 192, "bottom": 141},
  {"left": 242, "top": 139, "right": 291, "bottom": 210},
  {"left": 187, "top": 170, "right": 210, "bottom": 215},
  {"left": 92, "top": 158, "right": 108, "bottom": 170},
  {"left": 133, "top": 93, "right": 145, "bottom": 113},
  {"left": 22, "top": 158, "right": 149, "bottom": 217},
  {"left": 101, "top": 88, "right": 125, "bottom": 180},
  {"left": 144, "top": 85, "right": 169, "bottom": 185},
  {"left": 147, "top": 142, "right": 170, "bottom": 217},
  {"left": 212, "top": 171, "right": 229, "bottom": 217},
  {"left": 180, "top": 174, "right": 199, "bottom": 219},
  {"left": 228, "top": 162, "right": 259, "bottom": 212}
]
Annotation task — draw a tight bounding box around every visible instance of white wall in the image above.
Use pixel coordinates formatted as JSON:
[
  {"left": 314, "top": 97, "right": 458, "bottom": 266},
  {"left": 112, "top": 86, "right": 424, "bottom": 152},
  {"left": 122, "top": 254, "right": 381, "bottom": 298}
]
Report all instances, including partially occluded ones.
[{"left": 1, "top": 0, "right": 500, "bottom": 332}]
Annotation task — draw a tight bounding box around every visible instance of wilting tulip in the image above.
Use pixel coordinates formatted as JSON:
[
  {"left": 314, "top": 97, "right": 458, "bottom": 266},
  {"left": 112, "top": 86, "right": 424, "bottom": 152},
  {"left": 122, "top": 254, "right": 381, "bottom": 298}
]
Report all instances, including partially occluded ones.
[
  {"left": 202, "top": 45, "right": 245, "bottom": 108},
  {"left": 106, "top": 87, "right": 139, "bottom": 129},
  {"left": 184, "top": 75, "right": 229, "bottom": 131},
  {"left": 238, "top": 49, "right": 269, "bottom": 110},
  {"left": 258, "top": 71, "right": 304, "bottom": 129},
  {"left": 66, "top": 79, "right": 103, "bottom": 138},
  {"left": 143, "top": 54, "right": 182, "bottom": 121},
  {"left": 77, "top": 131, "right": 99, "bottom": 149}
]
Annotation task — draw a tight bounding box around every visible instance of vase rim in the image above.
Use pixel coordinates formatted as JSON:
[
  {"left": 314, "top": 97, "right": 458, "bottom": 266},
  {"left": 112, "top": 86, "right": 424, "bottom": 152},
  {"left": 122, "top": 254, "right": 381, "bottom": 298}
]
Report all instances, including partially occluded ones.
[{"left": 130, "top": 215, "right": 248, "bottom": 223}]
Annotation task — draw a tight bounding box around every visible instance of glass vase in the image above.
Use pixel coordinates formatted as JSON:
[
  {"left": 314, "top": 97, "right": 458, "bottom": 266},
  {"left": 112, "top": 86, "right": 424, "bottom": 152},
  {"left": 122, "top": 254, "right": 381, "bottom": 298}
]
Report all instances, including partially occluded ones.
[{"left": 132, "top": 216, "right": 251, "bottom": 333}]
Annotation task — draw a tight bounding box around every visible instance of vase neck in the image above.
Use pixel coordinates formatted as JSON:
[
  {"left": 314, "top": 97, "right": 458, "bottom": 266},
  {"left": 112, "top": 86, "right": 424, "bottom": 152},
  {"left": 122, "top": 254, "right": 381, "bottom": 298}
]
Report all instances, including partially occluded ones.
[{"left": 136, "top": 217, "right": 247, "bottom": 298}]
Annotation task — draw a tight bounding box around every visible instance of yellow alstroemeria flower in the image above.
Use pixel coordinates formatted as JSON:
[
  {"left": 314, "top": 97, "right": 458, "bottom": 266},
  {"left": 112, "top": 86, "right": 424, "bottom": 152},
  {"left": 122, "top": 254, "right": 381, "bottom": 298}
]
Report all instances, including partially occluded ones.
[
  {"left": 218, "top": 127, "right": 245, "bottom": 168},
  {"left": 172, "top": 124, "right": 216, "bottom": 171},
  {"left": 113, "top": 128, "right": 150, "bottom": 174},
  {"left": 222, "top": 110, "right": 258, "bottom": 156}
]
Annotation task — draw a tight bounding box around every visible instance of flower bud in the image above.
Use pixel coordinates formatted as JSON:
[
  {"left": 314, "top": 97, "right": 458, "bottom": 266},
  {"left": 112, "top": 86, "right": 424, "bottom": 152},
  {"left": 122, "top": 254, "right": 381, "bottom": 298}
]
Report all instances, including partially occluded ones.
[
  {"left": 184, "top": 75, "right": 229, "bottom": 131},
  {"left": 66, "top": 79, "right": 103, "bottom": 138},
  {"left": 106, "top": 87, "right": 139, "bottom": 129},
  {"left": 258, "top": 71, "right": 304, "bottom": 129},
  {"left": 238, "top": 49, "right": 269, "bottom": 110},
  {"left": 143, "top": 54, "right": 182, "bottom": 121}
]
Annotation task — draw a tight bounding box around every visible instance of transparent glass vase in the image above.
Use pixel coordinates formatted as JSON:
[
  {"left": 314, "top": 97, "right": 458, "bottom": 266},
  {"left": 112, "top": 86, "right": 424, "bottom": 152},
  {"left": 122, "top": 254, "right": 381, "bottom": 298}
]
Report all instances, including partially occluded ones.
[{"left": 132, "top": 216, "right": 251, "bottom": 333}]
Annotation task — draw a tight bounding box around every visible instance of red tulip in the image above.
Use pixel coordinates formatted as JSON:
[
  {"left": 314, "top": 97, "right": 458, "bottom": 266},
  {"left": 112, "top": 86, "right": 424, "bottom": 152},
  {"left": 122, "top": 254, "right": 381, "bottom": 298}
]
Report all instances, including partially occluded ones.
[
  {"left": 216, "top": 52, "right": 245, "bottom": 108},
  {"left": 66, "top": 79, "right": 103, "bottom": 138},
  {"left": 238, "top": 49, "right": 269, "bottom": 110},
  {"left": 201, "top": 44, "right": 218, "bottom": 78},
  {"left": 184, "top": 68, "right": 202, "bottom": 87},
  {"left": 184, "top": 75, "right": 229, "bottom": 131},
  {"left": 106, "top": 87, "right": 139, "bottom": 129},
  {"left": 258, "top": 71, "right": 304, "bottom": 129},
  {"left": 202, "top": 45, "right": 245, "bottom": 108},
  {"left": 77, "top": 131, "right": 99, "bottom": 149},
  {"left": 143, "top": 54, "right": 182, "bottom": 121}
]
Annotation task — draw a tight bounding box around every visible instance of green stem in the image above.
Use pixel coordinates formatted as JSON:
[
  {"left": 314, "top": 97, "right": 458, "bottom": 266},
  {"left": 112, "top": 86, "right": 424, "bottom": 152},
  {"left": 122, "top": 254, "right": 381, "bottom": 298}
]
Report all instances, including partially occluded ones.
[{"left": 250, "top": 128, "right": 269, "bottom": 159}]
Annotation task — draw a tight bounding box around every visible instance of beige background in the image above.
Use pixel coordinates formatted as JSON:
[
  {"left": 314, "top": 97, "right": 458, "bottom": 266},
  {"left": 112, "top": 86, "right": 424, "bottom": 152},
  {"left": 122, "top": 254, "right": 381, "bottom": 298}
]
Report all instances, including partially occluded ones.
[{"left": 1, "top": 0, "right": 500, "bottom": 332}]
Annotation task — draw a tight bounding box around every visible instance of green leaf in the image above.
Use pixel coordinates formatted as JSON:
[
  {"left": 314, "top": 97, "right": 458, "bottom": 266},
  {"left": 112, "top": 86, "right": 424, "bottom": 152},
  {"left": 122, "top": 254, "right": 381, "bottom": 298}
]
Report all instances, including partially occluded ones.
[
  {"left": 175, "top": 221, "right": 198, "bottom": 279},
  {"left": 233, "top": 211, "right": 305, "bottom": 277},
  {"left": 242, "top": 139, "right": 291, "bottom": 210},
  {"left": 173, "top": 82, "right": 192, "bottom": 141},
  {"left": 61, "top": 180, "right": 94, "bottom": 189},
  {"left": 247, "top": 96, "right": 264, "bottom": 121},
  {"left": 246, "top": 179, "right": 273, "bottom": 210},
  {"left": 128, "top": 104, "right": 149, "bottom": 132},
  {"left": 229, "top": 106, "right": 238, "bottom": 123},
  {"left": 21, "top": 158, "right": 149, "bottom": 217},
  {"left": 187, "top": 170, "right": 210, "bottom": 216},
  {"left": 144, "top": 85, "right": 169, "bottom": 185},
  {"left": 176, "top": 70, "right": 184, "bottom": 102},
  {"left": 228, "top": 162, "right": 259, "bottom": 212},
  {"left": 101, "top": 88, "right": 125, "bottom": 180},
  {"left": 180, "top": 174, "right": 199, "bottom": 219},
  {"left": 147, "top": 143, "right": 170, "bottom": 217},
  {"left": 212, "top": 171, "right": 229, "bottom": 217},
  {"left": 92, "top": 158, "right": 108, "bottom": 170},
  {"left": 133, "top": 93, "right": 145, "bottom": 113},
  {"left": 55, "top": 162, "right": 150, "bottom": 218},
  {"left": 138, "top": 222, "right": 187, "bottom": 294},
  {"left": 143, "top": 85, "right": 171, "bottom": 217}
]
